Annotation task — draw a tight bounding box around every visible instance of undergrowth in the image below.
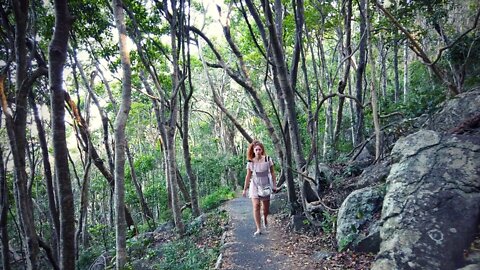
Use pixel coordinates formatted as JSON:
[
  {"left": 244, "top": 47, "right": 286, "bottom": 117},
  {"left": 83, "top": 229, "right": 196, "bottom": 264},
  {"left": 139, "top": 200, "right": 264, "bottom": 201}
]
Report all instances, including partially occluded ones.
[{"left": 154, "top": 209, "right": 229, "bottom": 269}]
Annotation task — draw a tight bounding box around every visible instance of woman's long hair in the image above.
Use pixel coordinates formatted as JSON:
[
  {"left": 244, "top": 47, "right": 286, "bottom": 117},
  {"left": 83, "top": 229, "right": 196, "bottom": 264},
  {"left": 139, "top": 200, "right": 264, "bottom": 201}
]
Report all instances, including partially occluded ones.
[{"left": 246, "top": 140, "right": 265, "bottom": 160}]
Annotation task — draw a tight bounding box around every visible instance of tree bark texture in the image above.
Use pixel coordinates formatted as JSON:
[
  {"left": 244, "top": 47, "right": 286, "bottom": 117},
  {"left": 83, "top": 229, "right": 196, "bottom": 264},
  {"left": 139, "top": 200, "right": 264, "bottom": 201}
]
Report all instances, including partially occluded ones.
[
  {"left": 49, "top": 0, "right": 75, "bottom": 268},
  {"left": 29, "top": 91, "right": 60, "bottom": 263},
  {"left": 262, "top": 0, "right": 306, "bottom": 170},
  {"left": 333, "top": 0, "right": 352, "bottom": 149},
  {"left": 393, "top": 38, "right": 400, "bottom": 103},
  {"left": 165, "top": 0, "right": 185, "bottom": 235},
  {"left": 10, "top": 1, "right": 40, "bottom": 267},
  {"left": 354, "top": 0, "right": 367, "bottom": 146},
  {"left": 112, "top": 0, "right": 133, "bottom": 267},
  {"left": 367, "top": 3, "right": 382, "bottom": 161},
  {"left": 0, "top": 133, "right": 10, "bottom": 270},
  {"left": 181, "top": 40, "right": 201, "bottom": 216},
  {"left": 126, "top": 144, "right": 155, "bottom": 225}
]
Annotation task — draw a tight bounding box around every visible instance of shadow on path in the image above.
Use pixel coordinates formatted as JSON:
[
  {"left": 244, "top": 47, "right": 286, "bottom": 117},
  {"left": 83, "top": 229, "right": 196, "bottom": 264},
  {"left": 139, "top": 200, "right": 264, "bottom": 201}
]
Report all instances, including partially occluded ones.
[{"left": 219, "top": 195, "right": 286, "bottom": 270}]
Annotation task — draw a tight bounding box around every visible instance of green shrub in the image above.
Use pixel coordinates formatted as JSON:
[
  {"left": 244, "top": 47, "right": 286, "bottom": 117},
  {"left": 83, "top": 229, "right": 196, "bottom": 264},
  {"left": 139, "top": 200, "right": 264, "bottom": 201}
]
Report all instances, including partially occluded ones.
[
  {"left": 155, "top": 239, "right": 217, "bottom": 270},
  {"left": 200, "top": 187, "right": 235, "bottom": 211},
  {"left": 321, "top": 211, "right": 337, "bottom": 234}
]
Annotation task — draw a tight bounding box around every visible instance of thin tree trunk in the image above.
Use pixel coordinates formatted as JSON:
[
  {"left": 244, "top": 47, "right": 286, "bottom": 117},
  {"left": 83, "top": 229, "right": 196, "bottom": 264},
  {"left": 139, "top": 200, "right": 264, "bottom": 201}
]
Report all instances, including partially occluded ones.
[
  {"left": 165, "top": 0, "right": 185, "bottom": 235},
  {"left": 74, "top": 51, "right": 115, "bottom": 175},
  {"left": 348, "top": 76, "right": 356, "bottom": 146},
  {"left": 379, "top": 36, "right": 388, "bottom": 98},
  {"left": 393, "top": 37, "right": 400, "bottom": 103},
  {"left": 64, "top": 93, "right": 135, "bottom": 229},
  {"left": 354, "top": 0, "right": 367, "bottom": 146},
  {"left": 112, "top": 0, "right": 132, "bottom": 267},
  {"left": 214, "top": 13, "right": 283, "bottom": 154},
  {"left": 368, "top": 3, "right": 382, "bottom": 161},
  {"left": 262, "top": 0, "right": 306, "bottom": 170},
  {"left": 198, "top": 45, "right": 253, "bottom": 143},
  {"left": 374, "top": 0, "right": 462, "bottom": 96},
  {"left": 0, "top": 135, "right": 10, "bottom": 270},
  {"left": 126, "top": 144, "right": 155, "bottom": 226},
  {"left": 403, "top": 40, "right": 409, "bottom": 103},
  {"left": 10, "top": 1, "right": 40, "bottom": 267},
  {"left": 94, "top": 64, "right": 115, "bottom": 172},
  {"left": 49, "top": 0, "right": 75, "bottom": 268},
  {"left": 29, "top": 91, "right": 59, "bottom": 264},
  {"left": 317, "top": 31, "right": 334, "bottom": 160},
  {"left": 181, "top": 35, "right": 200, "bottom": 216},
  {"left": 333, "top": 0, "right": 352, "bottom": 149},
  {"left": 76, "top": 154, "right": 91, "bottom": 258},
  {"left": 175, "top": 168, "right": 191, "bottom": 203}
]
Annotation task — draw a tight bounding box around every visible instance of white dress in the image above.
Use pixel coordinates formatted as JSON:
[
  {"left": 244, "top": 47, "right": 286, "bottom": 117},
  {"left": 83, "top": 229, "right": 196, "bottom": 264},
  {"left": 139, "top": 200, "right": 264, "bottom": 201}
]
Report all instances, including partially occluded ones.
[{"left": 247, "top": 156, "right": 273, "bottom": 200}]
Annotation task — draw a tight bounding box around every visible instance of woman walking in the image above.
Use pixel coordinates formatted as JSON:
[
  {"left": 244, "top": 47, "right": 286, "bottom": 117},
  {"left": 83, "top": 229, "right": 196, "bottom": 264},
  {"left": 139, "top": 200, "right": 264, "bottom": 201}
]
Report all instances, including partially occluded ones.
[{"left": 243, "top": 140, "right": 278, "bottom": 236}]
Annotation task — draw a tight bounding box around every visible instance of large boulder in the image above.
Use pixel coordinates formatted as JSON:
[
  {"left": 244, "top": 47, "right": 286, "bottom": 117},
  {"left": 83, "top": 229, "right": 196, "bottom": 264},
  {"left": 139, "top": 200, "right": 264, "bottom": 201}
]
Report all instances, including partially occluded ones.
[
  {"left": 422, "top": 88, "right": 480, "bottom": 132},
  {"left": 355, "top": 161, "right": 391, "bottom": 189},
  {"left": 372, "top": 130, "right": 480, "bottom": 270},
  {"left": 336, "top": 186, "right": 384, "bottom": 252}
]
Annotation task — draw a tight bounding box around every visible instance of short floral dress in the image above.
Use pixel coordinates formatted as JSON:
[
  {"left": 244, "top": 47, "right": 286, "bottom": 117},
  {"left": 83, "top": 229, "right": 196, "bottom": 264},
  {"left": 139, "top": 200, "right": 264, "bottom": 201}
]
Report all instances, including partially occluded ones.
[{"left": 247, "top": 156, "right": 273, "bottom": 201}]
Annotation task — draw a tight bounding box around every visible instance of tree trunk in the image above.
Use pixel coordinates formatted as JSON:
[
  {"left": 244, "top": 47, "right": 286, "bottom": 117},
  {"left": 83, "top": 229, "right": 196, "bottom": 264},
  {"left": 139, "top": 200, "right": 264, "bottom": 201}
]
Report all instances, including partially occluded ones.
[
  {"left": 393, "top": 37, "right": 400, "bottom": 103},
  {"left": 0, "top": 139, "right": 10, "bottom": 270},
  {"left": 379, "top": 36, "right": 388, "bottom": 98},
  {"left": 368, "top": 3, "right": 382, "bottom": 162},
  {"left": 74, "top": 51, "right": 115, "bottom": 176},
  {"left": 333, "top": 0, "right": 352, "bottom": 149},
  {"left": 403, "top": 40, "right": 409, "bottom": 103},
  {"left": 29, "top": 91, "right": 59, "bottom": 263},
  {"left": 263, "top": 0, "right": 306, "bottom": 170},
  {"left": 64, "top": 93, "right": 135, "bottom": 229},
  {"left": 126, "top": 144, "right": 155, "bottom": 226},
  {"left": 318, "top": 33, "right": 334, "bottom": 160},
  {"left": 179, "top": 19, "right": 199, "bottom": 213},
  {"left": 94, "top": 64, "right": 115, "bottom": 172},
  {"left": 112, "top": 0, "right": 132, "bottom": 267},
  {"left": 354, "top": 0, "right": 367, "bottom": 146},
  {"left": 165, "top": 0, "right": 185, "bottom": 235},
  {"left": 49, "top": 0, "right": 75, "bottom": 268},
  {"left": 76, "top": 154, "right": 91, "bottom": 257},
  {"left": 9, "top": 1, "right": 41, "bottom": 267}
]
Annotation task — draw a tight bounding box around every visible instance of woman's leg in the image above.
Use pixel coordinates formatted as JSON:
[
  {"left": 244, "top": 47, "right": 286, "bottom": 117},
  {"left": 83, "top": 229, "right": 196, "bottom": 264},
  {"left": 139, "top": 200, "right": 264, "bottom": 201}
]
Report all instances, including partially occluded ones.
[
  {"left": 252, "top": 198, "right": 261, "bottom": 233},
  {"left": 261, "top": 199, "right": 270, "bottom": 227}
]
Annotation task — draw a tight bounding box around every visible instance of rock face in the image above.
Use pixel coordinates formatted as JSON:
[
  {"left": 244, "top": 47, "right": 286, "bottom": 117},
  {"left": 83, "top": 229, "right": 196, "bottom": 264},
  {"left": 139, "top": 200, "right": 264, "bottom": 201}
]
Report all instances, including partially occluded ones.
[
  {"left": 423, "top": 89, "right": 480, "bottom": 132},
  {"left": 372, "top": 130, "right": 480, "bottom": 270},
  {"left": 336, "top": 186, "right": 384, "bottom": 252},
  {"left": 355, "top": 161, "right": 391, "bottom": 189}
]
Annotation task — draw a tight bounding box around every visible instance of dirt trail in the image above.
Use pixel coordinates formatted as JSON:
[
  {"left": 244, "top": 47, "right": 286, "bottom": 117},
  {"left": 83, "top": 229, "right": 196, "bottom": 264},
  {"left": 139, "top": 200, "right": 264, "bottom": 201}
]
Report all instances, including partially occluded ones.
[{"left": 219, "top": 193, "right": 320, "bottom": 270}]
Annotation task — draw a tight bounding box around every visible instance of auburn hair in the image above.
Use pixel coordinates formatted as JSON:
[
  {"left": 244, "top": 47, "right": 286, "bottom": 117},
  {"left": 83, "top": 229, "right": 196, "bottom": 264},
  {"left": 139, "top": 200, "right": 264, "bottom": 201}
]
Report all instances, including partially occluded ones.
[{"left": 247, "top": 140, "right": 265, "bottom": 160}]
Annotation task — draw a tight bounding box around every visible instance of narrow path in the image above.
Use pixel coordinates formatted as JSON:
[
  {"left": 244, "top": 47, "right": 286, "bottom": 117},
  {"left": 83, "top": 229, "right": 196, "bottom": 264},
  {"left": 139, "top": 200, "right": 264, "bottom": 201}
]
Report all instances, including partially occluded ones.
[{"left": 220, "top": 195, "right": 285, "bottom": 270}]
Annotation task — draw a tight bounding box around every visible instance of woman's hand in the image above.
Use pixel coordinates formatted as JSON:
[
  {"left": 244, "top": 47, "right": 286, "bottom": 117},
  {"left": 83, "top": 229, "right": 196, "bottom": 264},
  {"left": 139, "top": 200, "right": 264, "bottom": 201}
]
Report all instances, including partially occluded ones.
[{"left": 242, "top": 189, "right": 247, "bottom": 197}]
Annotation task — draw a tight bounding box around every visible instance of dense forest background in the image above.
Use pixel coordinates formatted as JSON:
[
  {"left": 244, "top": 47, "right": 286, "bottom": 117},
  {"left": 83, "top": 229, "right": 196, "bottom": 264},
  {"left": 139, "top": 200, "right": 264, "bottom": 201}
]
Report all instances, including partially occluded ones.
[{"left": 0, "top": 0, "right": 479, "bottom": 269}]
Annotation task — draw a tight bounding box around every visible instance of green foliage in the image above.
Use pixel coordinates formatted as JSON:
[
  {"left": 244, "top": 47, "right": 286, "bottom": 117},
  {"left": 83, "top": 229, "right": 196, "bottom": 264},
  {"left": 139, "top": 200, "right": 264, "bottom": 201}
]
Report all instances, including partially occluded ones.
[
  {"left": 320, "top": 211, "right": 337, "bottom": 234},
  {"left": 154, "top": 210, "right": 228, "bottom": 269},
  {"left": 144, "top": 178, "right": 172, "bottom": 222},
  {"left": 447, "top": 34, "right": 480, "bottom": 88},
  {"left": 126, "top": 234, "right": 155, "bottom": 258},
  {"left": 190, "top": 152, "right": 244, "bottom": 197},
  {"left": 155, "top": 237, "right": 216, "bottom": 270},
  {"left": 395, "top": 61, "right": 446, "bottom": 117},
  {"left": 200, "top": 187, "right": 235, "bottom": 211},
  {"left": 79, "top": 223, "right": 115, "bottom": 267},
  {"left": 77, "top": 246, "right": 112, "bottom": 270},
  {"left": 338, "top": 234, "right": 356, "bottom": 252},
  {"left": 133, "top": 154, "right": 157, "bottom": 175}
]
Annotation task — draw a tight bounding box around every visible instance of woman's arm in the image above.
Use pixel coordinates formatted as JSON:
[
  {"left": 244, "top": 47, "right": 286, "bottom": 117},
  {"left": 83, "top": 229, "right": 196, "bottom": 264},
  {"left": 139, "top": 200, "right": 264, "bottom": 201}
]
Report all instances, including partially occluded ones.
[{"left": 243, "top": 169, "right": 252, "bottom": 197}]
